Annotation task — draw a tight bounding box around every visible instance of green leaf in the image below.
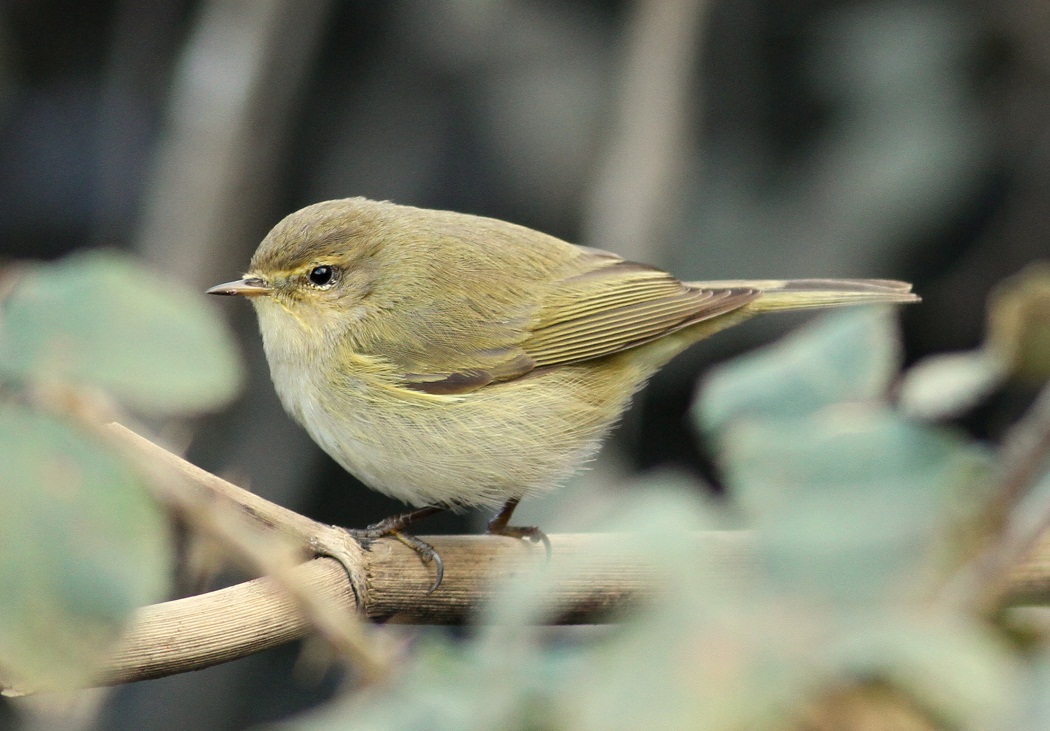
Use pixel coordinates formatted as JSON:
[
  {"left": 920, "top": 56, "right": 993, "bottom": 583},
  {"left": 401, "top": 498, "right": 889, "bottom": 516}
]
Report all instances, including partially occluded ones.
[
  {"left": 695, "top": 307, "right": 902, "bottom": 436},
  {"left": 1014, "top": 647, "right": 1050, "bottom": 728},
  {"left": 827, "top": 616, "right": 1020, "bottom": 731},
  {"left": 283, "top": 633, "right": 554, "bottom": 731},
  {"left": 281, "top": 486, "right": 789, "bottom": 731},
  {"left": 900, "top": 349, "right": 1009, "bottom": 420},
  {"left": 0, "top": 250, "right": 244, "bottom": 414},
  {"left": 0, "top": 405, "right": 171, "bottom": 690},
  {"left": 720, "top": 411, "right": 989, "bottom": 605}
]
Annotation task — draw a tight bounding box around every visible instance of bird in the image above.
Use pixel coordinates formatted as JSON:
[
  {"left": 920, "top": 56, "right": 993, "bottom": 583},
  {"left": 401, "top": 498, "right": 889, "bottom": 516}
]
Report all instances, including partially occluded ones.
[{"left": 208, "top": 197, "right": 919, "bottom": 589}]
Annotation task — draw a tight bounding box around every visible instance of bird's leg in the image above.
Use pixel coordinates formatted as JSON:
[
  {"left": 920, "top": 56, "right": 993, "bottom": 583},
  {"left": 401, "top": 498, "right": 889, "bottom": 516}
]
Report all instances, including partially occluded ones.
[
  {"left": 347, "top": 506, "right": 446, "bottom": 592},
  {"left": 486, "top": 498, "right": 552, "bottom": 559},
  {"left": 352, "top": 506, "right": 446, "bottom": 539}
]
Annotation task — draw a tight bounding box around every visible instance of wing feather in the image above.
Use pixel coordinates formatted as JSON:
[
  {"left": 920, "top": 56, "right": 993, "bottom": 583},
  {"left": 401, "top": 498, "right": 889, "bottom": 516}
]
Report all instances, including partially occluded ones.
[
  {"left": 525, "top": 279, "right": 755, "bottom": 367},
  {"left": 403, "top": 254, "right": 756, "bottom": 394}
]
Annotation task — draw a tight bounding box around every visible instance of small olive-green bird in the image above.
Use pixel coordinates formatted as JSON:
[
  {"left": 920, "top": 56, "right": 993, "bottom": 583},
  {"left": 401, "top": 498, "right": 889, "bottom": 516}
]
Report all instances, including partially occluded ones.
[{"left": 209, "top": 197, "right": 918, "bottom": 586}]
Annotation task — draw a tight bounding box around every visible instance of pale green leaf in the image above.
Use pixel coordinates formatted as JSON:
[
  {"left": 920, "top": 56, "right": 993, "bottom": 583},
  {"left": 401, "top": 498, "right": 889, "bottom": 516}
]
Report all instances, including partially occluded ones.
[
  {"left": 695, "top": 307, "right": 901, "bottom": 435},
  {"left": 0, "top": 405, "right": 171, "bottom": 690},
  {"left": 720, "top": 411, "right": 989, "bottom": 604},
  {"left": 900, "top": 349, "right": 1009, "bottom": 420},
  {"left": 828, "top": 616, "right": 1020, "bottom": 731},
  {"left": 0, "top": 251, "right": 243, "bottom": 414}
]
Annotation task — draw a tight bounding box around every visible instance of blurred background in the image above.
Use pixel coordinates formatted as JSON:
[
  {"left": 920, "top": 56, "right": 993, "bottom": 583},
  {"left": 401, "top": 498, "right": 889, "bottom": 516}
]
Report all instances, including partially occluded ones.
[{"left": 0, "top": 0, "right": 1046, "bottom": 728}]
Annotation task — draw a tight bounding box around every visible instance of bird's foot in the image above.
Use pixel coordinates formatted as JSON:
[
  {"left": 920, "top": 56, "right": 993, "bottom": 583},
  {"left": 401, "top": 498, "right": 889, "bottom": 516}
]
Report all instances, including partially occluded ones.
[
  {"left": 486, "top": 499, "right": 553, "bottom": 561},
  {"left": 485, "top": 523, "right": 553, "bottom": 560},
  {"left": 346, "top": 506, "right": 445, "bottom": 592}
]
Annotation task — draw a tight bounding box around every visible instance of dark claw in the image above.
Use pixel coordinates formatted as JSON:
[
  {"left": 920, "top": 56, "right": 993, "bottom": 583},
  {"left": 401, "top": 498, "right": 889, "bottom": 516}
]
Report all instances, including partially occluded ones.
[
  {"left": 487, "top": 525, "right": 552, "bottom": 562},
  {"left": 391, "top": 530, "right": 445, "bottom": 592},
  {"left": 342, "top": 506, "right": 447, "bottom": 591},
  {"left": 532, "top": 530, "right": 553, "bottom": 562},
  {"left": 427, "top": 551, "right": 444, "bottom": 594}
]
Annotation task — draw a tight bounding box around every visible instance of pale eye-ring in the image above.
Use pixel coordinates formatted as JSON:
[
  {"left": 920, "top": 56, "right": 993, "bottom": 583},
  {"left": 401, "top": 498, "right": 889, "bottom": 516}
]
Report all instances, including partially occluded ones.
[{"left": 308, "top": 265, "right": 336, "bottom": 287}]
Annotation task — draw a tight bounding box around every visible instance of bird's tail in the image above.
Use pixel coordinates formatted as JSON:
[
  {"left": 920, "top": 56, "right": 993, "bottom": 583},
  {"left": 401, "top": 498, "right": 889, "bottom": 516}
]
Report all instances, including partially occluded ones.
[{"left": 687, "top": 278, "right": 919, "bottom": 313}]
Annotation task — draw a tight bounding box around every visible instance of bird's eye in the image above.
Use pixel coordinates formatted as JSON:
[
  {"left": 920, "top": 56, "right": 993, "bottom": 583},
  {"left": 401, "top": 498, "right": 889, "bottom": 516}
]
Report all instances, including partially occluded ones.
[{"left": 308, "top": 265, "right": 336, "bottom": 287}]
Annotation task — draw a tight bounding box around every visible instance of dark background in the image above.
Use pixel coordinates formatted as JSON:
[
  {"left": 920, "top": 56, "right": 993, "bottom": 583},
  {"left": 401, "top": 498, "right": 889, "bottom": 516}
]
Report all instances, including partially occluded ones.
[{"left": 0, "top": 0, "right": 1046, "bottom": 728}]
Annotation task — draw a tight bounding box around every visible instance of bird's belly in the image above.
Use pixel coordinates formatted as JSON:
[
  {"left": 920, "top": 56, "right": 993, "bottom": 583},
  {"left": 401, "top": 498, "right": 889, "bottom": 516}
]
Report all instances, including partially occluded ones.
[{"left": 275, "top": 363, "right": 634, "bottom": 509}]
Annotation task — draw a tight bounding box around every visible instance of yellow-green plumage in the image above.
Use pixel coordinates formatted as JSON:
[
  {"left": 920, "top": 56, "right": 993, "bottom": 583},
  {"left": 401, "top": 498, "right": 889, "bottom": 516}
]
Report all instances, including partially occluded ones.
[{"left": 216, "top": 197, "right": 918, "bottom": 510}]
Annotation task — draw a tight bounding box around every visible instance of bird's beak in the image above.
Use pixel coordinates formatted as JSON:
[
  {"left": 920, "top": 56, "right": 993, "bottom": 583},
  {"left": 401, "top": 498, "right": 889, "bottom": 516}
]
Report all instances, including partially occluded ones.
[{"left": 206, "top": 277, "right": 272, "bottom": 297}]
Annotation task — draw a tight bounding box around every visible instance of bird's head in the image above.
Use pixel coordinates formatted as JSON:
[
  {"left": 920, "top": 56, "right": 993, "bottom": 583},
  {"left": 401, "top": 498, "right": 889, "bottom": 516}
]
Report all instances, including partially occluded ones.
[{"left": 207, "top": 198, "right": 391, "bottom": 358}]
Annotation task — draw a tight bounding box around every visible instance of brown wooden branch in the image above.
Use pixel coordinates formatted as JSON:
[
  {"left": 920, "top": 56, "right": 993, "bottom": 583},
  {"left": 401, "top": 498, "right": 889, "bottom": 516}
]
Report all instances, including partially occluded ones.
[
  {"left": 99, "top": 532, "right": 752, "bottom": 688},
  {"left": 86, "top": 425, "right": 1050, "bottom": 689},
  {"left": 101, "top": 556, "right": 352, "bottom": 685},
  {"left": 93, "top": 527, "right": 1050, "bottom": 688}
]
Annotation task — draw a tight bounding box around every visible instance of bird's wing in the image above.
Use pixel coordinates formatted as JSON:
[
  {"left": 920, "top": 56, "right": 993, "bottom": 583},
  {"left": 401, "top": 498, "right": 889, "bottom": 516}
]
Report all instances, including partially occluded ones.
[
  {"left": 400, "top": 250, "right": 757, "bottom": 395},
  {"left": 522, "top": 258, "right": 756, "bottom": 367}
]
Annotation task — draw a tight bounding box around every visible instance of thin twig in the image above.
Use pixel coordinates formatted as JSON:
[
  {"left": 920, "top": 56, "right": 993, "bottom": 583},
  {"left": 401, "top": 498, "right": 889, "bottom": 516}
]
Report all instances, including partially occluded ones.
[
  {"left": 108, "top": 424, "right": 326, "bottom": 545},
  {"left": 108, "top": 424, "right": 394, "bottom": 684}
]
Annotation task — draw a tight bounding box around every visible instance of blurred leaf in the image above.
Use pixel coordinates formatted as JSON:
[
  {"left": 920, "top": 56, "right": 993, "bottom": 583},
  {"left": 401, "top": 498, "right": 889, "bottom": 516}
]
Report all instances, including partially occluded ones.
[
  {"left": 988, "top": 262, "right": 1050, "bottom": 383},
  {"left": 695, "top": 307, "right": 901, "bottom": 436},
  {"left": 899, "top": 349, "right": 1009, "bottom": 421},
  {"left": 0, "top": 250, "right": 243, "bottom": 414},
  {"left": 476, "top": 486, "right": 803, "bottom": 731},
  {"left": 721, "top": 411, "right": 989, "bottom": 605},
  {"left": 566, "top": 605, "right": 808, "bottom": 731},
  {"left": 283, "top": 631, "right": 562, "bottom": 731},
  {"left": 510, "top": 486, "right": 810, "bottom": 731},
  {"left": 827, "top": 616, "right": 1020, "bottom": 731},
  {"left": 483, "top": 476, "right": 728, "bottom": 628},
  {"left": 0, "top": 405, "right": 171, "bottom": 690},
  {"left": 1014, "top": 648, "right": 1050, "bottom": 730},
  {"left": 281, "top": 485, "right": 765, "bottom": 731}
]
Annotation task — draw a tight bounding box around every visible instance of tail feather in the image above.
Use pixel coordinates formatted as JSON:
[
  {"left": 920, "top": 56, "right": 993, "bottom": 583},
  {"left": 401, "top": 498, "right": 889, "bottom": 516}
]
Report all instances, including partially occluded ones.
[{"left": 686, "top": 278, "right": 919, "bottom": 313}]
